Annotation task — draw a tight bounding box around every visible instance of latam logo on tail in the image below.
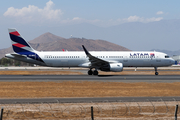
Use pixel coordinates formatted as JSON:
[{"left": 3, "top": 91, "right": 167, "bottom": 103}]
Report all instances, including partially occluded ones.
[
  {"left": 9, "top": 30, "right": 31, "bottom": 53},
  {"left": 9, "top": 29, "right": 44, "bottom": 63},
  {"left": 13, "top": 43, "right": 26, "bottom": 48},
  {"left": 10, "top": 31, "right": 20, "bottom": 36}
]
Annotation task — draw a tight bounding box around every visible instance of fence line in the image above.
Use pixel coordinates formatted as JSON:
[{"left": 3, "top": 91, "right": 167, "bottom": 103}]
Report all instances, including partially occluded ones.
[{"left": 0, "top": 98, "right": 179, "bottom": 119}]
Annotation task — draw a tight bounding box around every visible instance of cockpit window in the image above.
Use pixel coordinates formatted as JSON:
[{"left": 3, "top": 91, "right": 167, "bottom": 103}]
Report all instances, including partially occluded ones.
[{"left": 165, "top": 55, "right": 170, "bottom": 58}]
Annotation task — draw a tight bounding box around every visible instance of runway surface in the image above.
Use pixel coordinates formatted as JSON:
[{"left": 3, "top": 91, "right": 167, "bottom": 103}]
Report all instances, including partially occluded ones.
[
  {"left": 1, "top": 75, "right": 180, "bottom": 103},
  {"left": 1, "top": 97, "right": 180, "bottom": 104},
  {"left": 0, "top": 75, "right": 180, "bottom": 82}
]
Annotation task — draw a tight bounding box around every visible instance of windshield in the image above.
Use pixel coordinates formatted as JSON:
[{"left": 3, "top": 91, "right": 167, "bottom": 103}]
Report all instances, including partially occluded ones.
[{"left": 165, "top": 55, "right": 170, "bottom": 58}]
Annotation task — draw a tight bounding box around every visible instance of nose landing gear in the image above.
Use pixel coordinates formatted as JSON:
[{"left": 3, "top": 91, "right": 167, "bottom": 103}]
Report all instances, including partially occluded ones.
[{"left": 154, "top": 67, "right": 158, "bottom": 75}]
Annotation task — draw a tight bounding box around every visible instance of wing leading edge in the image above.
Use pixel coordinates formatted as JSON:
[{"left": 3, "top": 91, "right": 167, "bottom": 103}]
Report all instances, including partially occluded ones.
[{"left": 82, "top": 45, "right": 110, "bottom": 68}]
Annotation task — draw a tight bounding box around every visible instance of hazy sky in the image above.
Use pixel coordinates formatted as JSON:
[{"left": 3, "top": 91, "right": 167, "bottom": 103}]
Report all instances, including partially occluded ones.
[
  {"left": 1, "top": 0, "right": 180, "bottom": 50},
  {"left": 2, "top": 0, "right": 179, "bottom": 26}
]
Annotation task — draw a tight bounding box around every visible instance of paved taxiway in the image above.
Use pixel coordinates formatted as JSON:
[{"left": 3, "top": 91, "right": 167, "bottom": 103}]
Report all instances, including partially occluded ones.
[
  {"left": 1, "top": 97, "right": 180, "bottom": 104},
  {"left": 0, "top": 75, "right": 180, "bottom": 82}
]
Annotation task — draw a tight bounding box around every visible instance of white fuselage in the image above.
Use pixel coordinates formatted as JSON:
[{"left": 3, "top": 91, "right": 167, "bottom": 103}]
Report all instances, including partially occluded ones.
[{"left": 6, "top": 51, "right": 175, "bottom": 68}]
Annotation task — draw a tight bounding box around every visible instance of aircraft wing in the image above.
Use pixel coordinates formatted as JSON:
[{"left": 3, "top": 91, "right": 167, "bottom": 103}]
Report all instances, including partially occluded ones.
[{"left": 82, "top": 45, "right": 109, "bottom": 68}]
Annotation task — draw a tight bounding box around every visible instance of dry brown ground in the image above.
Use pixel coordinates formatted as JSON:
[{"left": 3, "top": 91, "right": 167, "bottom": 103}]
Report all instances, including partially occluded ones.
[
  {"left": 0, "top": 70, "right": 82, "bottom": 75},
  {"left": 0, "top": 81, "right": 180, "bottom": 98},
  {"left": 0, "top": 70, "right": 180, "bottom": 75}
]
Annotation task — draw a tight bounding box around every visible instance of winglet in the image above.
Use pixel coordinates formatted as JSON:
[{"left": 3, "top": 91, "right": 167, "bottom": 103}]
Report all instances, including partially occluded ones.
[{"left": 82, "top": 45, "right": 90, "bottom": 56}]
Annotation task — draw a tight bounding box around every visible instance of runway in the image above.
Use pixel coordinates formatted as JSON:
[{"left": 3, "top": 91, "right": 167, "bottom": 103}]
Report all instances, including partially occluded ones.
[
  {"left": 1, "top": 96, "right": 180, "bottom": 104},
  {"left": 0, "top": 75, "right": 180, "bottom": 82}
]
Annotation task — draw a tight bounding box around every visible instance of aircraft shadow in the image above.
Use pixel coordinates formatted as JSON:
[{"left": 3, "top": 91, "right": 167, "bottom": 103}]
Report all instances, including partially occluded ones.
[{"left": 97, "top": 75, "right": 119, "bottom": 77}]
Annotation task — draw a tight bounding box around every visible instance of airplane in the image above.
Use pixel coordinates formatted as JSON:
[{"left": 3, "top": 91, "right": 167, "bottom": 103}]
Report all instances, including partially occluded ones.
[{"left": 5, "top": 28, "right": 175, "bottom": 76}]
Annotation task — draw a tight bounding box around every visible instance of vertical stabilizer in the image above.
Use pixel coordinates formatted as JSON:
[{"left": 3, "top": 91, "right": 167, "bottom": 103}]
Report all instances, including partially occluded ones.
[
  {"left": 8, "top": 28, "right": 34, "bottom": 54},
  {"left": 8, "top": 28, "right": 44, "bottom": 63}
]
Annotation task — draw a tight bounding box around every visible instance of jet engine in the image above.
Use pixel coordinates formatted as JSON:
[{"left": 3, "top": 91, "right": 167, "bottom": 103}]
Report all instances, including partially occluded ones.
[
  {"left": 100, "top": 63, "right": 123, "bottom": 72},
  {"left": 109, "top": 63, "right": 123, "bottom": 72}
]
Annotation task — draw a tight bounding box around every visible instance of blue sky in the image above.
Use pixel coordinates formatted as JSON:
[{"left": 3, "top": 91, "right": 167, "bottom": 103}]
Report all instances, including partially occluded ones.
[
  {"left": 1, "top": 0, "right": 180, "bottom": 50},
  {"left": 2, "top": 0, "right": 179, "bottom": 26}
]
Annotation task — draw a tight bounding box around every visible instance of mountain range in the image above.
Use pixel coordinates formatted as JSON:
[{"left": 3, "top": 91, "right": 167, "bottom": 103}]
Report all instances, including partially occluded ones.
[
  {"left": 1, "top": 19, "right": 180, "bottom": 52},
  {"left": 0, "top": 32, "right": 130, "bottom": 59}
]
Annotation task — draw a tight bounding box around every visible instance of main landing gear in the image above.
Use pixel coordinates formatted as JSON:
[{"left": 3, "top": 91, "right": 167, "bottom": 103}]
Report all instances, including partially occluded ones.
[
  {"left": 88, "top": 69, "right": 98, "bottom": 75},
  {"left": 154, "top": 67, "right": 158, "bottom": 75}
]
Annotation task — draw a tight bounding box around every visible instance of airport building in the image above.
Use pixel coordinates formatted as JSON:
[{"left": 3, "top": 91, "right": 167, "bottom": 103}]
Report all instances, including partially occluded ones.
[{"left": 172, "top": 55, "right": 180, "bottom": 65}]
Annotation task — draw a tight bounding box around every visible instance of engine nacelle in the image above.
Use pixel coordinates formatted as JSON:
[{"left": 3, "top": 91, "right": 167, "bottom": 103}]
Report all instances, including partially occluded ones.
[{"left": 109, "top": 63, "right": 123, "bottom": 72}]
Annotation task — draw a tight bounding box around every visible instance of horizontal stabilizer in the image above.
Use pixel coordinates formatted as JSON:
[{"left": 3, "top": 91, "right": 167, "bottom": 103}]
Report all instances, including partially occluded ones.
[{"left": 11, "top": 53, "right": 26, "bottom": 58}]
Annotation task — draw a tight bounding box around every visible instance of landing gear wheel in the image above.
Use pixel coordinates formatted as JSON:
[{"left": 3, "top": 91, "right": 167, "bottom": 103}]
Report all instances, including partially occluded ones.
[
  {"left": 154, "top": 67, "right": 158, "bottom": 76},
  {"left": 88, "top": 70, "right": 93, "bottom": 75},
  {"left": 155, "top": 72, "right": 158, "bottom": 75},
  {"left": 93, "top": 70, "right": 98, "bottom": 75}
]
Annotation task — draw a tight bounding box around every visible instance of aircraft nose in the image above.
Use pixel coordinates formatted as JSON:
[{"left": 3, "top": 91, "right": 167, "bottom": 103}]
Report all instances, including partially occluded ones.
[{"left": 171, "top": 58, "right": 175, "bottom": 64}]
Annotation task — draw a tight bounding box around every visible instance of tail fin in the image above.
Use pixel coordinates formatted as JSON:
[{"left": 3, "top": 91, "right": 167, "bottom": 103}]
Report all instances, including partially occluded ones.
[{"left": 8, "top": 28, "right": 35, "bottom": 54}]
